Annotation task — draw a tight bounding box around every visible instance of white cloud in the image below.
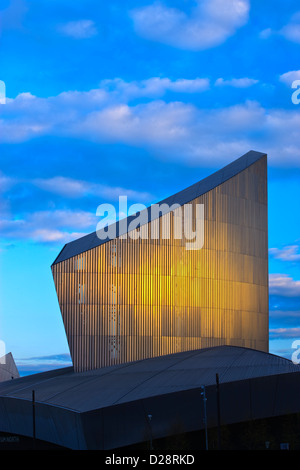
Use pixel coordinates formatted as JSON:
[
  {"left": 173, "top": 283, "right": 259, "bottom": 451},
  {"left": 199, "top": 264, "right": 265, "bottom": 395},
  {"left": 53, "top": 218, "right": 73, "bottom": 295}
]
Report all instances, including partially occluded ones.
[
  {"left": 58, "top": 19, "right": 98, "bottom": 39},
  {"left": 130, "top": 0, "right": 250, "bottom": 50},
  {"left": 0, "top": 174, "right": 154, "bottom": 244},
  {"left": 0, "top": 172, "right": 16, "bottom": 192},
  {"left": 2, "top": 83, "right": 300, "bottom": 167},
  {"left": 16, "top": 353, "right": 72, "bottom": 371},
  {"left": 33, "top": 176, "right": 153, "bottom": 202},
  {"left": 78, "top": 100, "right": 196, "bottom": 149},
  {"left": 30, "top": 229, "right": 84, "bottom": 243},
  {"left": 280, "top": 11, "right": 300, "bottom": 44},
  {"left": 260, "top": 12, "right": 300, "bottom": 46},
  {"left": 215, "top": 77, "right": 258, "bottom": 88},
  {"left": 269, "top": 245, "right": 300, "bottom": 262},
  {"left": 270, "top": 310, "right": 300, "bottom": 320},
  {"left": 0, "top": 210, "right": 97, "bottom": 243},
  {"left": 269, "top": 328, "right": 300, "bottom": 339},
  {"left": 279, "top": 70, "right": 300, "bottom": 86},
  {"left": 100, "top": 77, "right": 210, "bottom": 99},
  {"left": 33, "top": 177, "right": 89, "bottom": 198},
  {"left": 163, "top": 78, "right": 210, "bottom": 93},
  {"left": 259, "top": 28, "right": 272, "bottom": 39},
  {"left": 269, "top": 274, "right": 300, "bottom": 297}
]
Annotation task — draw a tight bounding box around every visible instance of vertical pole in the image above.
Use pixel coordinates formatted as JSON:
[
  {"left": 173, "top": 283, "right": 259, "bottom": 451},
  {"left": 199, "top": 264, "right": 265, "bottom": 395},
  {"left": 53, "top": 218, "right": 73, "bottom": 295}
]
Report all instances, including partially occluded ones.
[
  {"left": 216, "top": 373, "right": 221, "bottom": 450},
  {"left": 147, "top": 414, "right": 153, "bottom": 450},
  {"left": 201, "top": 385, "right": 208, "bottom": 450},
  {"left": 32, "top": 390, "right": 36, "bottom": 448}
]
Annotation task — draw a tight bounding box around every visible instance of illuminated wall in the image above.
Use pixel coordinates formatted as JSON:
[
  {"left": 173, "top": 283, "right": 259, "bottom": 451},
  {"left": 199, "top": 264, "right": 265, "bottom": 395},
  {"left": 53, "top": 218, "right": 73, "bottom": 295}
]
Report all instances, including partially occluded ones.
[{"left": 52, "top": 154, "right": 268, "bottom": 372}]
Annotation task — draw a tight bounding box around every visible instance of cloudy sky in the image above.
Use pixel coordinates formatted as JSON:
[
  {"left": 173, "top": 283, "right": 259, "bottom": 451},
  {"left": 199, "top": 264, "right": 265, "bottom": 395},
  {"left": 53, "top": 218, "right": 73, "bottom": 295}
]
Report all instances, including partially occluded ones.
[{"left": 0, "top": 0, "right": 300, "bottom": 374}]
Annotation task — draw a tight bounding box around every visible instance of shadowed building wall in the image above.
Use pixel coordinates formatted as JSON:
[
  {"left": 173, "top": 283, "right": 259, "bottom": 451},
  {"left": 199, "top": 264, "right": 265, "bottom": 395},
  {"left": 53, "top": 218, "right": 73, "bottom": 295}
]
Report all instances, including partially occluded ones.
[{"left": 51, "top": 151, "right": 268, "bottom": 372}]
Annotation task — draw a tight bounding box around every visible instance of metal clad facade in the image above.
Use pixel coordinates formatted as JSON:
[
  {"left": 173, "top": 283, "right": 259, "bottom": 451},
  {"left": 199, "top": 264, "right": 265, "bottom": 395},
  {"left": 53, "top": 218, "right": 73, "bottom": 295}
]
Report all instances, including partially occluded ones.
[{"left": 51, "top": 156, "right": 268, "bottom": 372}]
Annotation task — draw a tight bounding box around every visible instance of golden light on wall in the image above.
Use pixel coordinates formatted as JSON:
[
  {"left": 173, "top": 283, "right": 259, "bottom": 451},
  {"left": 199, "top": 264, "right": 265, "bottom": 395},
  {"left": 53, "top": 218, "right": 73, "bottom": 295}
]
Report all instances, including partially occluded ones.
[{"left": 52, "top": 152, "right": 269, "bottom": 372}]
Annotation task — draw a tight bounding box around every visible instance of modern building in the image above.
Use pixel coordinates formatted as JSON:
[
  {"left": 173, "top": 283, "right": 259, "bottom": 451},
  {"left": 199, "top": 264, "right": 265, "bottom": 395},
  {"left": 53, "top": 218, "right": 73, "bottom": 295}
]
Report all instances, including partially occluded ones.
[
  {"left": 51, "top": 150, "right": 269, "bottom": 372},
  {"left": 0, "top": 353, "right": 19, "bottom": 382},
  {"left": 1, "top": 150, "right": 299, "bottom": 451},
  {"left": 0, "top": 346, "right": 300, "bottom": 450}
]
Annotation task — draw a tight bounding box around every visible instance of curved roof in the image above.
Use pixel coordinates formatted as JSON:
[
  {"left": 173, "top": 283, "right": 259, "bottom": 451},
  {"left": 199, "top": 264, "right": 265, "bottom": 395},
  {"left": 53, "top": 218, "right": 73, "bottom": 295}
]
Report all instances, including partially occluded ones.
[
  {"left": 0, "top": 346, "right": 298, "bottom": 413},
  {"left": 1, "top": 346, "right": 300, "bottom": 450},
  {"left": 52, "top": 150, "right": 267, "bottom": 265}
]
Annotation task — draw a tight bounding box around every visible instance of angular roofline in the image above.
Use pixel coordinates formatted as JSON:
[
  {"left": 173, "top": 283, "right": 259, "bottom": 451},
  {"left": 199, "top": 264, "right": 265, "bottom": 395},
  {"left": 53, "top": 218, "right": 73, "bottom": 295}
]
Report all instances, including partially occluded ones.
[
  {"left": 52, "top": 149, "right": 267, "bottom": 265},
  {"left": 0, "top": 346, "right": 298, "bottom": 414}
]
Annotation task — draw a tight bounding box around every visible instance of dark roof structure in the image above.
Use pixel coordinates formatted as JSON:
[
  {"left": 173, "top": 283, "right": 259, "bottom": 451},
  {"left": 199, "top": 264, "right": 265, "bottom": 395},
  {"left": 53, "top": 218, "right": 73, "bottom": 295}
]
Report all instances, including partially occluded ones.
[
  {"left": 52, "top": 150, "right": 267, "bottom": 265},
  {"left": 0, "top": 346, "right": 300, "bottom": 449}
]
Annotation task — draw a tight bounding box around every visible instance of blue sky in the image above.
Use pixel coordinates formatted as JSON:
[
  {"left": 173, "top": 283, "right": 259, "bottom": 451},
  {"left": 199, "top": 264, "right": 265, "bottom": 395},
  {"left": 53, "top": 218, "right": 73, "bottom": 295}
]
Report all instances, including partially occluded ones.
[{"left": 0, "top": 0, "right": 300, "bottom": 374}]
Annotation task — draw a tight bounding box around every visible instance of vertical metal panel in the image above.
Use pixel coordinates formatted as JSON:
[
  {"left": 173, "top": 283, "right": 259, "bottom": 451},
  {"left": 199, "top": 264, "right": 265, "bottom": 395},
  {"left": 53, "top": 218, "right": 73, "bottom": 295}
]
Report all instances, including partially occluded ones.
[{"left": 51, "top": 157, "right": 269, "bottom": 372}]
